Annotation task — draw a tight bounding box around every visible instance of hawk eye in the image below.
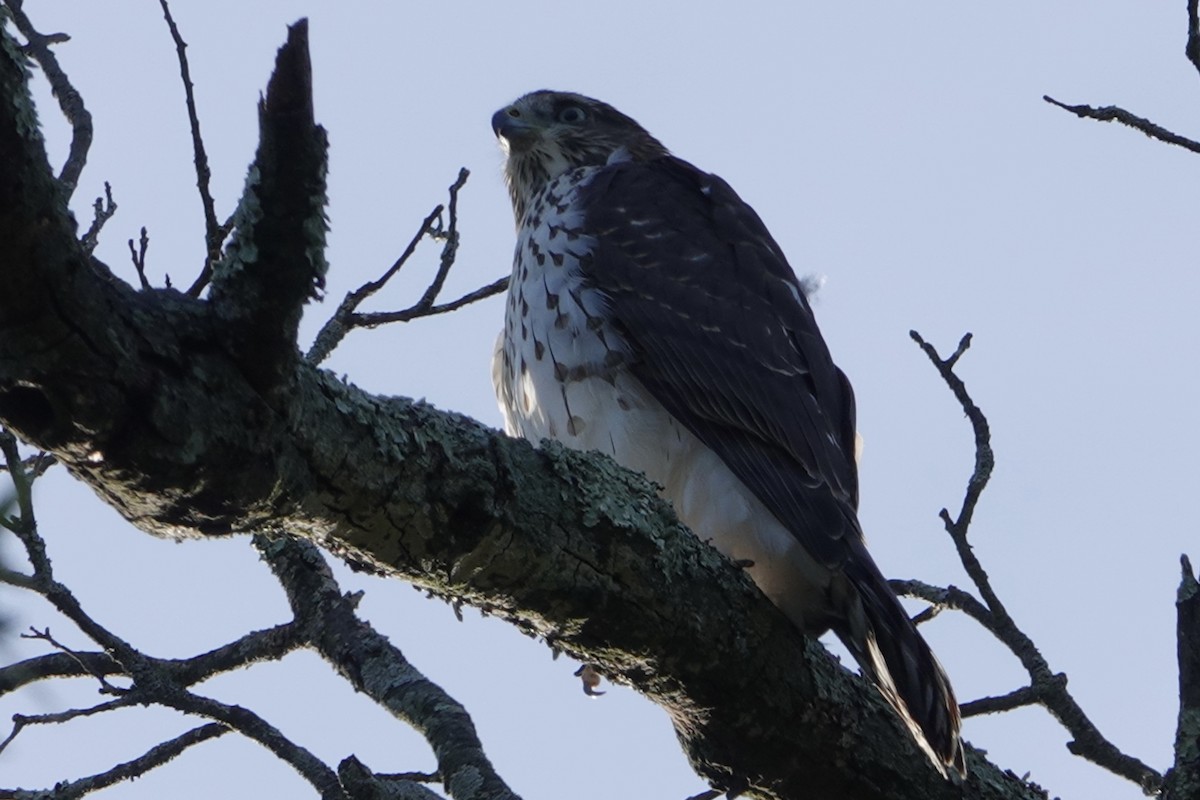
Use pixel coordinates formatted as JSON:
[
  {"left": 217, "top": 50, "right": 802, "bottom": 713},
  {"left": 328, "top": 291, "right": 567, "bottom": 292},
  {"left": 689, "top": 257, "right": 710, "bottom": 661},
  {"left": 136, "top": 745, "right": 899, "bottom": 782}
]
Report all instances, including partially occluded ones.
[{"left": 557, "top": 106, "right": 586, "bottom": 124}]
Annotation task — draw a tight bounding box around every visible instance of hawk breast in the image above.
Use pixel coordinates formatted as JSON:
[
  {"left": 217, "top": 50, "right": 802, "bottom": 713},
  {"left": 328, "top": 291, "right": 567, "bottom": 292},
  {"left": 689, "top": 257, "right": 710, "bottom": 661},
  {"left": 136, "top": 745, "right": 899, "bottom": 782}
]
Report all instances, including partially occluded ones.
[{"left": 492, "top": 161, "right": 838, "bottom": 633}]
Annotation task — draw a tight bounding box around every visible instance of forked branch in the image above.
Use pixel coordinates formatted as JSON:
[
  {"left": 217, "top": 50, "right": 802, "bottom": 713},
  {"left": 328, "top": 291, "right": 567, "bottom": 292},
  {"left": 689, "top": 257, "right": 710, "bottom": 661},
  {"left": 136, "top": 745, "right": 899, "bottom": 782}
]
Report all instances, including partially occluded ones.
[{"left": 905, "top": 331, "right": 1163, "bottom": 794}]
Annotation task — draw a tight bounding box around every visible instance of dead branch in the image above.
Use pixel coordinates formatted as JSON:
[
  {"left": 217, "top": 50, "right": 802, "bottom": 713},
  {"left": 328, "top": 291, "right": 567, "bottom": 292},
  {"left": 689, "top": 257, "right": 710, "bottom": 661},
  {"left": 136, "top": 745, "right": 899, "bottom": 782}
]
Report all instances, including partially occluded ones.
[
  {"left": 1163, "top": 556, "right": 1200, "bottom": 799},
  {"left": 0, "top": 723, "right": 229, "bottom": 800},
  {"left": 257, "top": 534, "right": 521, "bottom": 800},
  {"left": 911, "top": 331, "right": 1163, "bottom": 793},
  {"left": 156, "top": 0, "right": 224, "bottom": 297},
  {"left": 2, "top": 0, "right": 92, "bottom": 196},
  {"left": 306, "top": 169, "right": 507, "bottom": 366},
  {"left": 127, "top": 226, "right": 150, "bottom": 290},
  {"left": 79, "top": 181, "right": 116, "bottom": 255},
  {"left": 1042, "top": 96, "right": 1200, "bottom": 154},
  {"left": 1187, "top": 0, "right": 1200, "bottom": 81}
]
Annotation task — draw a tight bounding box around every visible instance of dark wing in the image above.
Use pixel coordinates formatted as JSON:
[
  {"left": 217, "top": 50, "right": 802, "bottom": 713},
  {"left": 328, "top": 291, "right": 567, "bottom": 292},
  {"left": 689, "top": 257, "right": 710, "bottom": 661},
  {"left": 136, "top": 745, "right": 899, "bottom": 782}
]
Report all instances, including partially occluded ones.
[
  {"left": 578, "top": 156, "right": 966, "bottom": 775},
  {"left": 577, "top": 156, "right": 861, "bottom": 569}
]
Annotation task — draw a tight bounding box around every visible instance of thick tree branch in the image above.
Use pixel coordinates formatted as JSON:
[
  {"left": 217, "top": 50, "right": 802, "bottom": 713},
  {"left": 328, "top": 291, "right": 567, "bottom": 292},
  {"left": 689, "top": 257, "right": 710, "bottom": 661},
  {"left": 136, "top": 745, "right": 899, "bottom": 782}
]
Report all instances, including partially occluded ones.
[
  {"left": 1164, "top": 555, "right": 1200, "bottom": 799},
  {"left": 208, "top": 19, "right": 328, "bottom": 394},
  {"left": 258, "top": 535, "right": 520, "bottom": 800},
  {"left": 0, "top": 19, "right": 1050, "bottom": 800}
]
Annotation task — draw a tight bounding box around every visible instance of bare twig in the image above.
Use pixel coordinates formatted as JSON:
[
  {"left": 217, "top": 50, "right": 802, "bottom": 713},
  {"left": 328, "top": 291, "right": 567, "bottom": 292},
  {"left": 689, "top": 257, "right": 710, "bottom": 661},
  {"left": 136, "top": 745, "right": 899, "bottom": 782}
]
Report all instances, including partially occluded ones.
[
  {"left": 347, "top": 275, "right": 509, "bottom": 330},
  {"left": 0, "top": 450, "right": 54, "bottom": 482},
  {"left": 20, "top": 451, "right": 55, "bottom": 481},
  {"left": 21, "top": 626, "right": 125, "bottom": 693},
  {"left": 0, "top": 651, "right": 120, "bottom": 694},
  {"left": 912, "top": 331, "right": 1163, "bottom": 793},
  {"left": 0, "top": 723, "right": 228, "bottom": 800},
  {"left": 5, "top": 548, "right": 341, "bottom": 797},
  {"left": 960, "top": 685, "right": 1045, "bottom": 718},
  {"left": 413, "top": 168, "right": 469, "bottom": 310},
  {"left": 0, "top": 429, "right": 43, "bottom": 561},
  {"left": 889, "top": 578, "right": 995, "bottom": 631},
  {"left": 0, "top": 697, "right": 136, "bottom": 756},
  {"left": 158, "top": 689, "right": 346, "bottom": 799},
  {"left": 0, "top": 567, "right": 36, "bottom": 589},
  {"left": 3, "top": 0, "right": 92, "bottom": 196},
  {"left": 79, "top": 182, "right": 117, "bottom": 254},
  {"left": 127, "top": 226, "right": 151, "bottom": 289},
  {"left": 156, "top": 1, "right": 223, "bottom": 297},
  {"left": 1043, "top": 96, "right": 1200, "bottom": 155},
  {"left": 304, "top": 169, "right": 501, "bottom": 366},
  {"left": 0, "top": 620, "right": 301, "bottom": 698}
]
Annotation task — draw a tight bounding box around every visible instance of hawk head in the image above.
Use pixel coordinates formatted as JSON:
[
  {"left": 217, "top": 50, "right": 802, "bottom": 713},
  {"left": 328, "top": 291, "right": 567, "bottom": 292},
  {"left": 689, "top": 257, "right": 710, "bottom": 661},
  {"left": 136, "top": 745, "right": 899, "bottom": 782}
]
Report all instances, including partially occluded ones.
[{"left": 492, "top": 90, "right": 669, "bottom": 221}]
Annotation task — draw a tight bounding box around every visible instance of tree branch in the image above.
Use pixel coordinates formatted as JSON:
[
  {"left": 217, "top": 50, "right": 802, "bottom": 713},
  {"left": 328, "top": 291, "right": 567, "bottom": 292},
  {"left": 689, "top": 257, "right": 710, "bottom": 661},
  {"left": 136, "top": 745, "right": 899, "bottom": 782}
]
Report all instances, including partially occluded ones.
[
  {"left": 155, "top": 1, "right": 224, "bottom": 298},
  {"left": 0, "top": 17, "right": 1044, "bottom": 800},
  {"left": 1043, "top": 95, "right": 1200, "bottom": 155},
  {"left": 258, "top": 535, "right": 521, "bottom": 800},
  {"left": 127, "top": 225, "right": 150, "bottom": 289},
  {"left": 207, "top": 19, "right": 328, "bottom": 394},
  {"left": 304, "top": 170, "right": 505, "bottom": 367},
  {"left": 0, "top": 650, "right": 121, "bottom": 694},
  {"left": 1187, "top": 0, "right": 1200, "bottom": 81},
  {"left": 0, "top": 723, "right": 228, "bottom": 800},
  {"left": 2, "top": 0, "right": 92, "bottom": 196},
  {"left": 912, "top": 331, "right": 1163, "bottom": 794},
  {"left": 1163, "top": 555, "right": 1200, "bottom": 799},
  {"left": 79, "top": 181, "right": 116, "bottom": 255}
]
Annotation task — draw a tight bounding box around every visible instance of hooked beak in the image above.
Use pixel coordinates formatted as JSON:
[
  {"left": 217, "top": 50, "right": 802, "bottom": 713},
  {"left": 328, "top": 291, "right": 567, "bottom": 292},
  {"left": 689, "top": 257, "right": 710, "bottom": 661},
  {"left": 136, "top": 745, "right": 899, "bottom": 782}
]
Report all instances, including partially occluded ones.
[{"left": 492, "top": 107, "right": 538, "bottom": 151}]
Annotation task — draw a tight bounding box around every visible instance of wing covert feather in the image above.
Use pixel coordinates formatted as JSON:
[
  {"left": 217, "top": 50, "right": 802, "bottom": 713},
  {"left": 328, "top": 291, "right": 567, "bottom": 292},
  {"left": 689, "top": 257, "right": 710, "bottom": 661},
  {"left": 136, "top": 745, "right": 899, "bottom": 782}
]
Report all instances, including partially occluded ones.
[{"left": 578, "top": 157, "right": 861, "bottom": 568}]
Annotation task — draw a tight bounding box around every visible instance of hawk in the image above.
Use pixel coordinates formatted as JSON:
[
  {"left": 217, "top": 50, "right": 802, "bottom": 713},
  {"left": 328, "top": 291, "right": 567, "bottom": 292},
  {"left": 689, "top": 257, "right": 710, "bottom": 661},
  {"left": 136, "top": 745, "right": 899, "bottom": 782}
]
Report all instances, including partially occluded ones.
[{"left": 491, "top": 89, "right": 965, "bottom": 777}]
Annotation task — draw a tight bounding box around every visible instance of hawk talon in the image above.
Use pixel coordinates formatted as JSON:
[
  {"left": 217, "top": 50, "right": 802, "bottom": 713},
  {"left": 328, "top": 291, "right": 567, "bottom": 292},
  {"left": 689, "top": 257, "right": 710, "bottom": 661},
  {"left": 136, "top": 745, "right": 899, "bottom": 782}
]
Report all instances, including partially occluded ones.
[{"left": 574, "top": 663, "right": 606, "bottom": 697}]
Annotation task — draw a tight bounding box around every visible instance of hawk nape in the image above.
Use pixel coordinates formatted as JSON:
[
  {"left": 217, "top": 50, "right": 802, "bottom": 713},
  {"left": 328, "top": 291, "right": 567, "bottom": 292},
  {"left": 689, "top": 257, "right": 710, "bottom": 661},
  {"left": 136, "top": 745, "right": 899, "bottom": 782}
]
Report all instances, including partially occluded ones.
[{"left": 490, "top": 89, "right": 965, "bottom": 778}]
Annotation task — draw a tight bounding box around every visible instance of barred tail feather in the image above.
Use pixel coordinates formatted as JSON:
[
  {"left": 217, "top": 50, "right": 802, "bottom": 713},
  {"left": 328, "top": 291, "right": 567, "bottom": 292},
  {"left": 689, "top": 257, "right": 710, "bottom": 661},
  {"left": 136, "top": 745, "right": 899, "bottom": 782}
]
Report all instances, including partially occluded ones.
[{"left": 836, "top": 561, "right": 966, "bottom": 779}]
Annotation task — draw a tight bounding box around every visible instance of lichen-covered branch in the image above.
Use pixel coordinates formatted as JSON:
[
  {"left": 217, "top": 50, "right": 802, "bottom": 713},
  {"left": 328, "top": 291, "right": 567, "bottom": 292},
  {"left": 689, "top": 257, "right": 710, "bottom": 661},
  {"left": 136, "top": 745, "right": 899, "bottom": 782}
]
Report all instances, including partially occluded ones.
[
  {"left": 2, "top": 1, "right": 92, "bottom": 196},
  {"left": 0, "top": 429, "right": 351, "bottom": 797},
  {"left": 258, "top": 535, "right": 521, "bottom": 800},
  {"left": 0, "top": 14, "right": 1045, "bottom": 800}
]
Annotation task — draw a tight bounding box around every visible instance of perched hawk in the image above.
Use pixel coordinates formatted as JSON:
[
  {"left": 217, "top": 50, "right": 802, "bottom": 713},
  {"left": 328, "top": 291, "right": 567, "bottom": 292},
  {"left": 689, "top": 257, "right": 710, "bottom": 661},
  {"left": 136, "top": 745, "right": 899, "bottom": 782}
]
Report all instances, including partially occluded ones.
[{"left": 491, "top": 89, "right": 965, "bottom": 777}]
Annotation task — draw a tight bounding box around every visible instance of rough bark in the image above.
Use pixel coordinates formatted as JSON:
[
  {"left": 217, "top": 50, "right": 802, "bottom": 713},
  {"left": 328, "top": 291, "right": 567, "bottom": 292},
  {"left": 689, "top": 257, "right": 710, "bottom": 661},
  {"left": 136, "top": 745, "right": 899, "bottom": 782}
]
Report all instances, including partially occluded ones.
[
  {"left": 0, "top": 18, "right": 1048, "bottom": 800},
  {"left": 1164, "top": 557, "right": 1200, "bottom": 800}
]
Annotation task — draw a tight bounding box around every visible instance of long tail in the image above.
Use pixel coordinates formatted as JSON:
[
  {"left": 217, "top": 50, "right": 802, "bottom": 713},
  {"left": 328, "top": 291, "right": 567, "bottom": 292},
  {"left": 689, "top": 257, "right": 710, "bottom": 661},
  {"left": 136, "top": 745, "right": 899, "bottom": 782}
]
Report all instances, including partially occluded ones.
[{"left": 835, "top": 558, "right": 966, "bottom": 778}]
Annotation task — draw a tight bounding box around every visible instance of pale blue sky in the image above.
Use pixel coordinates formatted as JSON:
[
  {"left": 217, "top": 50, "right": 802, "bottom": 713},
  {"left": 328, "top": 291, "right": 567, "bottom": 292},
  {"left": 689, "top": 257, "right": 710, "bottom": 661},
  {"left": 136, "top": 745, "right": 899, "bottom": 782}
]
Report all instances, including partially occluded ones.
[{"left": 2, "top": 3, "right": 1198, "bottom": 799}]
